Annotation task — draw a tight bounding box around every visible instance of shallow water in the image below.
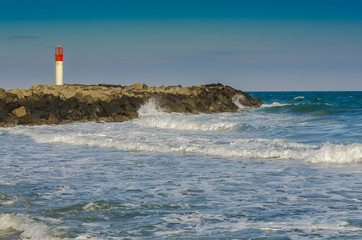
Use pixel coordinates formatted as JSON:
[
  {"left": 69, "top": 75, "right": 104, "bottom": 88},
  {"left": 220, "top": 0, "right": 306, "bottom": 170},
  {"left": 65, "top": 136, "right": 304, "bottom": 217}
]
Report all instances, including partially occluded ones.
[{"left": 1, "top": 91, "right": 361, "bottom": 239}]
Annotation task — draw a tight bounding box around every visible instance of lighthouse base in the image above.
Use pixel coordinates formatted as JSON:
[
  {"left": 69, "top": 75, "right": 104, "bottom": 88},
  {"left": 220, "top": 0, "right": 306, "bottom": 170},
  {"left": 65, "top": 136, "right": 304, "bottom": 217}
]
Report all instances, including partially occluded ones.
[{"left": 56, "top": 61, "right": 63, "bottom": 85}]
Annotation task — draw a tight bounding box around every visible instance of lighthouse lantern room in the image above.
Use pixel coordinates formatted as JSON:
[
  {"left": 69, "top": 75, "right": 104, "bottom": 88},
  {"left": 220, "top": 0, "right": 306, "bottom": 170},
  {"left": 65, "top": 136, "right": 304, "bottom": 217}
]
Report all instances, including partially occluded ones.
[{"left": 55, "top": 45, "right": 63, "bottom": 85}]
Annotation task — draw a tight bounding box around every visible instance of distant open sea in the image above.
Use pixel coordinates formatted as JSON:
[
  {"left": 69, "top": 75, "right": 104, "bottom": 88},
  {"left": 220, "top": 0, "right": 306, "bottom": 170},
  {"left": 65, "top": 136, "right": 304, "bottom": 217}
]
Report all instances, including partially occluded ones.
[{"left": 1, "top": 91, "right": 361, "bottom": 239}]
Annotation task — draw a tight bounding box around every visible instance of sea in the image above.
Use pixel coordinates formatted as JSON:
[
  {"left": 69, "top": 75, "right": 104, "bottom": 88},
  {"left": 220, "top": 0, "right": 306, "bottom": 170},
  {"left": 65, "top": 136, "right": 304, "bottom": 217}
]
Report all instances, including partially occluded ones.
[{"left": 0, "top": 91, "right": 361, "bottom": 239}]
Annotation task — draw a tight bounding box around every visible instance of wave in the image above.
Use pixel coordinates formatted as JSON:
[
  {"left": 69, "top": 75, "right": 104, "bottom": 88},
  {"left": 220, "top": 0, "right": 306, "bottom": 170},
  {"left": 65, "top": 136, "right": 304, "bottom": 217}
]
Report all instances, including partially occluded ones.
[
  {"left": 294, "top": 96, "right": 305, "bottom": 100},
  {"left": 262, "top": 102, "right": 290, "bottom": 108},
  {"left": 0, "top": 213, "right": 104, "bottom": 240},
  {"left": 0, "top": 193, "right": 18, "bottom": 206},
  {"left": 135, "top": 99, "right": 242, "bottom": 132},
  {"left": 307, "top": 143, "right": 362, "bottom": 164},
  {"left": 3, "top": 99, "right": 361, "bottom": 165},
  {"left": 153, "top": 212, "right": 362, "bottom": 237},
  {"left": 0, "top": 213, "right": 59, "bottom": 240},
  {"left": 83, "top": 202, "right": 103, "bottom": 212},
  {"left": 261, "top": 102, "right": 340, "bottom": 115},
  {"left": 6, "top": 125, "right": 361, "bottom": 164},
  {"left": 232, "top": 94, "right": 249, "bottom": 110},
  {"left": 134, "top": 115, "right": 243, "bottom": 132}
]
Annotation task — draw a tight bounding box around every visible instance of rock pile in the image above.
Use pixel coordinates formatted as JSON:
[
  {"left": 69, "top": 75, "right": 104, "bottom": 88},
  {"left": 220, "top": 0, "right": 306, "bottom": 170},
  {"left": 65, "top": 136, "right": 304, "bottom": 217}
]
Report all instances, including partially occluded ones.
[{"left": 0, "top": 83, "right": 262, "bottom": 127}]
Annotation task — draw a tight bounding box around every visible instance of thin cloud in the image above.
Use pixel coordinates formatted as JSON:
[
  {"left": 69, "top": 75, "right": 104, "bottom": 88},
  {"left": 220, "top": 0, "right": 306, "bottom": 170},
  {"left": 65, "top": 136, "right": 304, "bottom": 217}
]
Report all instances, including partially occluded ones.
[{"left": 3, "top": 35, "right": 41, "bottom": 41}]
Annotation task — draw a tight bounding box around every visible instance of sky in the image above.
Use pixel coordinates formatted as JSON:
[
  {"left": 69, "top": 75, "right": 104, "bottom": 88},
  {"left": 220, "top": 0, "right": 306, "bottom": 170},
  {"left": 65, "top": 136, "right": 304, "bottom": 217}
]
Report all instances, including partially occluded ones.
[{"left": 1, "top": 0, "right": 362, "bottom": 91}]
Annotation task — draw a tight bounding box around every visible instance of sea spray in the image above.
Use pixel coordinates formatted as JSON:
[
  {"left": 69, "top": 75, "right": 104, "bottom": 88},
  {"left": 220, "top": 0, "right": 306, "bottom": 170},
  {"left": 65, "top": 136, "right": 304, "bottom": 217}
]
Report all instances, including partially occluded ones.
[
  {"left": 135, "top": 99, "right": 241, "bottom": 132},
  {"left": 137, "top": 98, "right": 166, "bottom": 117},
  {"left": 232, "top": 94, "right": 249, "bottom": 110}
]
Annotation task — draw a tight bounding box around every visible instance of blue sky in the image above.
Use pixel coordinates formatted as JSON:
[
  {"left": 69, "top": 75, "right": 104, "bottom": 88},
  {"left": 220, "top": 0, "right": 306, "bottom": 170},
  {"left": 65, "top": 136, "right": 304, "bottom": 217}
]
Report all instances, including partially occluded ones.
[{"left": 1, "top": 0, "right": 362, "bottom": 90}]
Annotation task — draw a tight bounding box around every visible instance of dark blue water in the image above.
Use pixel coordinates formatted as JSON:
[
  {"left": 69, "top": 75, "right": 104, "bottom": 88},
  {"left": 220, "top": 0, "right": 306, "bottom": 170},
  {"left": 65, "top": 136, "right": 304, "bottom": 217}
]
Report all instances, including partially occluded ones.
[{"left": 1, "top": 92, "right": 361, "bottom": 239}]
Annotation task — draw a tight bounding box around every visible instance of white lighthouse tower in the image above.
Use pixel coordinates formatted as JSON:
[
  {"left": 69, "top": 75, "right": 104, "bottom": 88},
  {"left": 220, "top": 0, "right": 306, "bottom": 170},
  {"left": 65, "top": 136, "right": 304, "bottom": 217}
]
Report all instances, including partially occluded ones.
[{"left": 55, "top": 45, "right": 63, "bottom": 85}]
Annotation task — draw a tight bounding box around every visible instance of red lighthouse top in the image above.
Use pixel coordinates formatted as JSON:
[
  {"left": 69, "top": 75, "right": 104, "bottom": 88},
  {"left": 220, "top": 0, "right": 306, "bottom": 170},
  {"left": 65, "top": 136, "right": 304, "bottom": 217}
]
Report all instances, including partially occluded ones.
[{"left": 55, "top": 45, "right": 63, "bottom": 61}]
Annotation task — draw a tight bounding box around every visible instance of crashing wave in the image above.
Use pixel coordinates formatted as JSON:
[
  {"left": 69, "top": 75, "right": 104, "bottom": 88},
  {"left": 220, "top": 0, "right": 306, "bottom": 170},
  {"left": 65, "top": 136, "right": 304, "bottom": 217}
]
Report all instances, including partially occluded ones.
[
  {"left": 0, "top": 213, "right": 59, "bottom": 240},
  {"left": 307, "top": 143, "right": 362, "bottom": 164},
  {"left": 232, "top": 94, "right": 249, "bottom": 110},
  {"left": 135, "top": 99, "right": 241, "bottom": 132}
]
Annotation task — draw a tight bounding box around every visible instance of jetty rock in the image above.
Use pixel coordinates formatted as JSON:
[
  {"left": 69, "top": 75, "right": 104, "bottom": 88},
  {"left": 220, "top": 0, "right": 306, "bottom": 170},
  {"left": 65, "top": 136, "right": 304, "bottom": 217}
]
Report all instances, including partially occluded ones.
[{"left": 0, "top": 83, "right": 263, "bottom": 127}]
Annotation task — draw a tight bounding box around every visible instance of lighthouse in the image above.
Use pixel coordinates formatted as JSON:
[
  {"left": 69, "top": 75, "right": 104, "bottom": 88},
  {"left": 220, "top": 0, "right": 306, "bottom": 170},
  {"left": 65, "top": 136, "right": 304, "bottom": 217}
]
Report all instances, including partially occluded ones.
[{"left": 55, "top": 45, "right": 63, "bottom": 85}]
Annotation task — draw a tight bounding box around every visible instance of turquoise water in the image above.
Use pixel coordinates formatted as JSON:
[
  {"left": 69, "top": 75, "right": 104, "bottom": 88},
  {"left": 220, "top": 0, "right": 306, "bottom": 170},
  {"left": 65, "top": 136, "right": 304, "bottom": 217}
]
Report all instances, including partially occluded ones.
[{"left": 1, "top": 92, "right": 361, "bottom": 239}]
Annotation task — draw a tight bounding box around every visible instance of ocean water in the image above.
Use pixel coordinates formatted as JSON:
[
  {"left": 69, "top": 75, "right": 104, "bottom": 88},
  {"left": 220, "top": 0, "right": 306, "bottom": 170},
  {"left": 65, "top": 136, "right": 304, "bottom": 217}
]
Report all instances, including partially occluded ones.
[{"left": 0, "top": 91, "right": 361, "bottom": 239}]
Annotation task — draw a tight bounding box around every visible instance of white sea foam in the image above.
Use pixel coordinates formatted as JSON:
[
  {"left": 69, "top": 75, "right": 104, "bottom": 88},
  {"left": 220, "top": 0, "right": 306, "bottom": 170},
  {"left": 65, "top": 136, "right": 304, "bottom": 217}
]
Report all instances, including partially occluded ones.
[
  {"left": 154, "top": 212, "right": 230, "bottom": 236},
  {"left": 83, "top": 202, "right": 102, "bottom": 212},
  {"left": 294, "top": 96, "right": 305, "bottom": 100},
  {"left": 74, "top": 235, "right": 102, "bottom": 240},
  {"left": 137, "top": 98, "right": 165, "bottom": 117},
  {"left": 154, "top": 212, "right": 362, "bottom": 237},
  {"left": 0, "top": 193, "right": 18, "bottom": 206},
  {"left": 255, "top": 219, "right": 362, "bottom": 233},
  {"left": 0, "top": 213, "right": 59, "bottom": 240},
  {"left": 308, "top": 142, "right": 362, "bottom": 164},
  {"left": 0, "top": 180, "right": 16, "bottom": 186},
  {"left": 154, "top": 212, "right": 362, "bottom": 236},
  {"left": 232, "top": 94, "right": 249, "bottom": 110},
  {"left": 5, "top": 124, "right": 361, "bottom": 164},
  {"left": 135, "top": 99, "right": 241, "bottom": 132},
  {"left": 3, "top": 98, "right": 361, "bottom": 165},
  {"left": 0, "top": 213, "right": 101, "bottom": 239},
  {"left": 134, "top": 115, "right": 241, "bottom": 132},
  {"left": 1, "top": 93, "right": 360, "bottom": 239},
  {"left": 262, "top": 102, "right": 289, "bottom": 108}
]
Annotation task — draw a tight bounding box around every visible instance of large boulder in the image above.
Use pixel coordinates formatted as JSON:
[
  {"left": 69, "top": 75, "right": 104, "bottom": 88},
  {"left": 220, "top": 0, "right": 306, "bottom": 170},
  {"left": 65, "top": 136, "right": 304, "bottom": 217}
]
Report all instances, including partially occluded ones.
[
  {"left": 11, "top": 106, "right": 27, "bottom": 117},
  {"left": 0, "top": 108, "right": 6, "bottom": 121},
  {"left": 8, "top": 88, "right": 25, "bottom": 99},
  {"left": 131, "top": 83, "right": 143, "bottom": 90}
]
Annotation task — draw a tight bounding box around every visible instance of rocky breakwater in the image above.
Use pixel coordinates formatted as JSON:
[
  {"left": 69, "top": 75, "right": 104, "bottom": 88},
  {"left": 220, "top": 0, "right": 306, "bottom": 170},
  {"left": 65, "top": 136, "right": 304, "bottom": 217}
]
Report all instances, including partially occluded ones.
[{"left": 0, "top": 83, "right": 262, "bottom": 127}]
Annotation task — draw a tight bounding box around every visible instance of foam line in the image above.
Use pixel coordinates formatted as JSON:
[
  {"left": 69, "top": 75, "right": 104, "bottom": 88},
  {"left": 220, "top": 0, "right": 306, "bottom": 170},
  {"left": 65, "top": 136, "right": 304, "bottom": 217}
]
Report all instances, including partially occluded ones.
[{"left": 6, "top": 125, "right": 361, "bottom": 164}]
